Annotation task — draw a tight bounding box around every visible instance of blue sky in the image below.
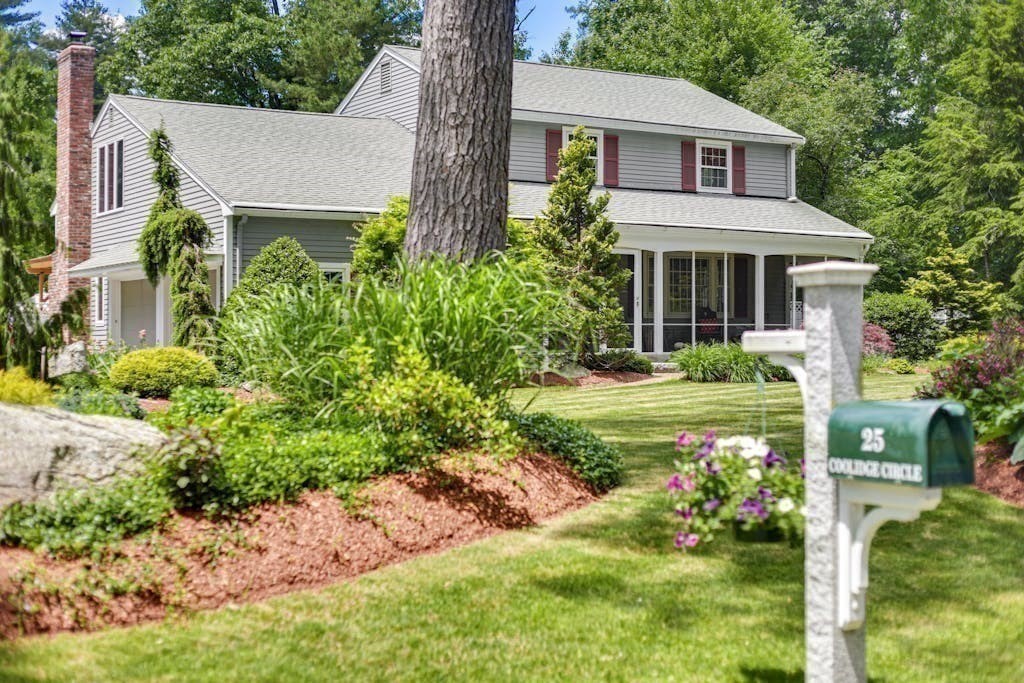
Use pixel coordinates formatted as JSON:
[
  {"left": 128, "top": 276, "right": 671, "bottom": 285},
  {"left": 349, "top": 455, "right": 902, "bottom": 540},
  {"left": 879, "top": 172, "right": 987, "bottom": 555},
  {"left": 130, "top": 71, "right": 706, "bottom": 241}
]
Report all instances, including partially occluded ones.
[{"left": 24, "top": 1, "right": 576, "bottom": 58}]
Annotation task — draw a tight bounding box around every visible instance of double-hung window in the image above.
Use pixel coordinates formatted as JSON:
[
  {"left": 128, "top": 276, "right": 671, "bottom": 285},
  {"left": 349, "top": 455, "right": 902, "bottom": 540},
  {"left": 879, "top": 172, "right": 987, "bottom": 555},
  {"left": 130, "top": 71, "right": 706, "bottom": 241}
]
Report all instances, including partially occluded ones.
[
  {"left": 697, "top": 140, "right": 730, "bottom": 193},
  {"left": 97, "top": 140, "right": 124, "bottom": 214},
  {"left": 562, "top": 126, "right": 604, "bottom": 185}
]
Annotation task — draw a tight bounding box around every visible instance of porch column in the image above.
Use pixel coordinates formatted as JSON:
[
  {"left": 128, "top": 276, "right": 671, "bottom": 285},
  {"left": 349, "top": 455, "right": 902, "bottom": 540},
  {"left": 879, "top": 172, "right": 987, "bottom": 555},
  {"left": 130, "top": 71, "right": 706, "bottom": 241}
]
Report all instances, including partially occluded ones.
[
  {"left": 755, "top": 254, "right": 765, "bottom": 331},
  {"left": 653, "top": 250, "right": 664, "bottom": 354},
  {"left": 155, "top": 277, "right": 170, "bottom": 345},
  {"left": 723, "top": 252, "right": 729, "bottom": 343}
]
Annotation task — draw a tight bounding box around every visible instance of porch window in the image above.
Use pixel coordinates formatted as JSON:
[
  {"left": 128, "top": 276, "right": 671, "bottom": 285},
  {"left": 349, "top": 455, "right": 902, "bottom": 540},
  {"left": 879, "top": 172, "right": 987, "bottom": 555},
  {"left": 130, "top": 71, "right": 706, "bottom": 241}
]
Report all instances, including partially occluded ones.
[
  {"left": 667, "top": 257, "right": 692, "bottom": 314},
  {"left": 562, "top": 126, "right": 604, "bottom": 185},
  {"left": 694, "top": 258, "right": 710, "bottom": 311},
  {"left": 319, "top": 262, "right": 351, "bottom": 284},
  {"left": 698, "top": 140, "right": 730, "bottom": 192},
  {"left": 97, "top": 140, "right": 123, "bottom": 214}
]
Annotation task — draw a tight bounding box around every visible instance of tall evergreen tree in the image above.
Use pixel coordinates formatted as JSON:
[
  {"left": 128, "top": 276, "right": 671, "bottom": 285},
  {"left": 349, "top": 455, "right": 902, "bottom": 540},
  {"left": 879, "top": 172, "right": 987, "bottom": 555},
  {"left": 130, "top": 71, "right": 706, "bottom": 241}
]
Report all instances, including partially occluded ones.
[
  {"left": 137, "top": 128, "right": 216, "bottom": 351},
  {"left": 530, "top": 127, "right": 630, "bottom": 357},
  {"left": 0, "top": 0, "right": 36, "bottom": 28}
]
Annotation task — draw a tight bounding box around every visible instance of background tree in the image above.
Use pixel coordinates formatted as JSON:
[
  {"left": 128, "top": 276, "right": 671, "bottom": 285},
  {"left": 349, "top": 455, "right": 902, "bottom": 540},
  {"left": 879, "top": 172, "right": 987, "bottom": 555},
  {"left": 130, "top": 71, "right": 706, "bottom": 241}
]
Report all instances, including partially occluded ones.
[
  {"left": 35, "top": 1, "right": 126, "bottom": 110},
  {"left": 137, "top": 128, "right": 216, "bottom": 351},
  {"left": 529, "top": 127, "right": 630, "bottom": 358},
  {"left": 0, "top": 0, "right": 35, "bottom": 28},
  {"left": 102, "top": 0, "right": 286, "bottom": 107},
  {"left": 271, "top": 0, "right": 421, "bottom": 112},
  {"left": 404, "top": 0, "right": 516, "bottom": 261},
  {"left": 907, "top": 241, "right": 1003, "bottom": 335}
]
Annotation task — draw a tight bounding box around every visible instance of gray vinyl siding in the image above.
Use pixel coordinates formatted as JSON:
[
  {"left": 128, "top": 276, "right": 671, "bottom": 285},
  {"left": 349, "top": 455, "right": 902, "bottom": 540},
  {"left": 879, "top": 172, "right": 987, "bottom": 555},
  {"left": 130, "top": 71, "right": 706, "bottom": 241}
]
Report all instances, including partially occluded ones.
[
  {"left": 340, "top": 56, "right": 420, "bottom": 131},
  {"left": 238, "top": 216, "right": 360, "bottom": 274},
  {"left": 743, "top": 142, "right": 788, "bottom": 198},
  {"left": 91, "top": 106, "right": 224, "bottom": 254},
  {"left": 509, "top": 120, "right": 548, "bottom": 183},
  {"left": 618, "top": 130, "right": 682, "bottom": 191}
]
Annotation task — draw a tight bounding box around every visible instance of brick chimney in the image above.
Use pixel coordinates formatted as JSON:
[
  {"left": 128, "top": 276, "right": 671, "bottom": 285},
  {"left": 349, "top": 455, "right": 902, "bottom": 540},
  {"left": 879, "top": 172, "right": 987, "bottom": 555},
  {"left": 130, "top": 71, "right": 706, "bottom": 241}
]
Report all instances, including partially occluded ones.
[{"left": 49, "top": 31, "right": 94, "bottom": 318}]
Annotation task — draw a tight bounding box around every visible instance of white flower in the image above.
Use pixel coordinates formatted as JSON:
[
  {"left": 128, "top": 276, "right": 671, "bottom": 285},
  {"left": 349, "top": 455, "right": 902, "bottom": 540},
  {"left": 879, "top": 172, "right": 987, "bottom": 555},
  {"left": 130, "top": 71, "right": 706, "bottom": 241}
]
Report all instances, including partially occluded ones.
[
  {"left": 799, "top": 505, "right": 808, "bottom": 516},
  {"left": 778, "top": 498, "right": 795, "bottom": 513},
  {"left": 747, "top": 467, "right": 763, "bottom": 481}
]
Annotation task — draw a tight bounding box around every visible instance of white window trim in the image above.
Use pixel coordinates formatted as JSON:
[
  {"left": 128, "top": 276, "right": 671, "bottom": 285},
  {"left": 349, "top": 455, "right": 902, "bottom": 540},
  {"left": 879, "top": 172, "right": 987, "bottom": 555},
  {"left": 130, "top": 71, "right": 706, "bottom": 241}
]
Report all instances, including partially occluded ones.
[
  {"left": 96, "top": 139, "right": 125, "bottom": 215},
  {"left": 93, "top": 276, "right": 106, "bottom": 324},
  {"left": 696, "top": 139, "right": 731, "bottom": 194},
  {"left": 319, "top": 262, "right": 351, "bottom": 283},
  {"left": 562, "top": 125, "right": 604, "bottom": 186}
]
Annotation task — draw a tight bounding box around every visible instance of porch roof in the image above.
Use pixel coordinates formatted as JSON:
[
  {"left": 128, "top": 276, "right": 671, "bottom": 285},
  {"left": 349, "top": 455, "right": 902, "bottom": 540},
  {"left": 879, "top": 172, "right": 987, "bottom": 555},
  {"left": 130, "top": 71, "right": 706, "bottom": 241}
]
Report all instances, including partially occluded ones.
[
  {"left": 508, "top": 182, "right": 872, "bottom": 241},
  {"left": 69, "top": 243, "right": 223, "bottom": 278}
]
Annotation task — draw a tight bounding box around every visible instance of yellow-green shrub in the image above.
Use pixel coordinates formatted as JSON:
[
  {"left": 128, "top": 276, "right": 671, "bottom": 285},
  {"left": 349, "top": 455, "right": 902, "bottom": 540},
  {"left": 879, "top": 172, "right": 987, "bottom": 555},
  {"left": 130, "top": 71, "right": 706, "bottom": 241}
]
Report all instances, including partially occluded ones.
[
  {"left": 108, "top": 347, "right": 217, "bottom": 398},
  {"left": 0, "top": 367, "right": 52, "bottom": 405}
]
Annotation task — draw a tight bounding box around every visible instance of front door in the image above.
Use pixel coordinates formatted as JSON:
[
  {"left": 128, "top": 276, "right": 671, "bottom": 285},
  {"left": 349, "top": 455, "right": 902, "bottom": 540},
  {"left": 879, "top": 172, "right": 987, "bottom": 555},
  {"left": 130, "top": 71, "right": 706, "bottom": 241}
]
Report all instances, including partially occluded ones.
[{"left": 614, "top": 249, "right": 642, "bottom": 351}]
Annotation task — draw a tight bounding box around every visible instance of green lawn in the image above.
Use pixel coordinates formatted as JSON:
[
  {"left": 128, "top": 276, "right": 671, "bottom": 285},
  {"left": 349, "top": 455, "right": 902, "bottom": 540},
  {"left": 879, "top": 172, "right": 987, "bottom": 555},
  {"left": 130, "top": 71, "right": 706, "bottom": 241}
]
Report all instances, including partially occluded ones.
[{"left": 2, "top": 376, "right": 1022, "bottom": 682}]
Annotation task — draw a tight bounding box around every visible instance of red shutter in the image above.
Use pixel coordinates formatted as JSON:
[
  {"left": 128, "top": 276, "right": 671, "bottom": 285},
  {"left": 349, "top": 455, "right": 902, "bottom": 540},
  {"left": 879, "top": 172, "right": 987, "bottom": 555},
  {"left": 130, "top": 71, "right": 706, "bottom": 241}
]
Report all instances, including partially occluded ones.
[
  {"left": 732, "top": 144, "right": 746, "bottom": 195},
  {"left": 545, "top": 129, "right": 562, "bottom": 182},
  {"left": 681, "top": 140, "right": 697, "bottom": 192},
  {"left": 604, "top": 134, "right": 619, "bottom": 186}
]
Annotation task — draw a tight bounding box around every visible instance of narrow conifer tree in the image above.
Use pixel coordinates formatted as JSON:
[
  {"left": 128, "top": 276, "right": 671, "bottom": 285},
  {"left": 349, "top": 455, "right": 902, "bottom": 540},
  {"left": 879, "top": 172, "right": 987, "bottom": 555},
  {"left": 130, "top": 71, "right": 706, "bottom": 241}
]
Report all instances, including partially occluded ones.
[
  {"left": 137, "top": 127, "right": 216, "bottom": 351},
  {"left": 531, "top": 126, "right": 630, "bottom": 358}
]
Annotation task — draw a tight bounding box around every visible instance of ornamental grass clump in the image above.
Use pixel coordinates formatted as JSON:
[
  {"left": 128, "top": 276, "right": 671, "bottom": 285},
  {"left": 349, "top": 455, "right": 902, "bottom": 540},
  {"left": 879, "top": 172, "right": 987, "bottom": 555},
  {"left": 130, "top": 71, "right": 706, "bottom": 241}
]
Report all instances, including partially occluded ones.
[
  {"left": 667, "top": 431, "right": 805, "bottom": 550},
  {"left": 670, "top": 344, "right": 790, "bottom": 383}
]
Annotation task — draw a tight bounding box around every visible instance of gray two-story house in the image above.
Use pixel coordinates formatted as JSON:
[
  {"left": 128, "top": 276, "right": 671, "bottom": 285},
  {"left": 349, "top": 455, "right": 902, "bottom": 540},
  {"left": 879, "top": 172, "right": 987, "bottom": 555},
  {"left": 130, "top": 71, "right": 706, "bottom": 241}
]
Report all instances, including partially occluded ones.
[{"left": 48, "top": 41, "right": 871, "bottom": 356}]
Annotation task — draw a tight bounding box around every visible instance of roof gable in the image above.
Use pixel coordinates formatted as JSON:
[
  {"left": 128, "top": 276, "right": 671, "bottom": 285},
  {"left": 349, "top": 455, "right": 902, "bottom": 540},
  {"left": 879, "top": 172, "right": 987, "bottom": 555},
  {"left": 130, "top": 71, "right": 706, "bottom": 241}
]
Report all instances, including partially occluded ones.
[{"left": 351, "top": 45, "right": 801, "bottom": 142}]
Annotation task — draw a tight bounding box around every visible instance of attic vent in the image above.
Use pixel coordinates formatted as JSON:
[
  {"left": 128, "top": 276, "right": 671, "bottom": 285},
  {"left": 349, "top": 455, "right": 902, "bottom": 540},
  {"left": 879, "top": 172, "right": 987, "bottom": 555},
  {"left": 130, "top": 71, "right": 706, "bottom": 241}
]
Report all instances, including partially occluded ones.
[{"left": 380, "top": 58, "right": 392, "bottom": 95}]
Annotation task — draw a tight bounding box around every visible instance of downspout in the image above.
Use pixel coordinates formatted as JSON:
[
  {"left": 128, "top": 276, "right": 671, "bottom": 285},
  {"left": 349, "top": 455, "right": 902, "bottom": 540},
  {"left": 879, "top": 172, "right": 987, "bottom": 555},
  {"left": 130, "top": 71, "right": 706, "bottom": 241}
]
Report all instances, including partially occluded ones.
[
  {"left": 222, "top": 214, "right": 234, "bottom": 301},
  {"left": 236, "top": 214, "right": 248, "bottom": 288}
]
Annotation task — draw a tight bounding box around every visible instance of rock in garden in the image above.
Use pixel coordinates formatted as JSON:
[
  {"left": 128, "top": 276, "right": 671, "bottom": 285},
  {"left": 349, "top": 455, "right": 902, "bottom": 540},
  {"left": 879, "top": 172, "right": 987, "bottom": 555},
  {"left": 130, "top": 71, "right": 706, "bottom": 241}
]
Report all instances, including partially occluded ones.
[
  {"left": 0, "top": 403, "right": 166, "bottom": 507},
  {"left": 48, "top": 340, "right": 89, "bottom": 378}
]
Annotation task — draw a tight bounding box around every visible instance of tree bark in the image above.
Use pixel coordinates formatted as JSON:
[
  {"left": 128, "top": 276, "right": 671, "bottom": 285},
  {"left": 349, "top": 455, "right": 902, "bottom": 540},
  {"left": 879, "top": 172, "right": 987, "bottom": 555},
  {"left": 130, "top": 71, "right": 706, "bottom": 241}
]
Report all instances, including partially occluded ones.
[{"left": 405, "top": 0, "right": 516, "bottom": 261}]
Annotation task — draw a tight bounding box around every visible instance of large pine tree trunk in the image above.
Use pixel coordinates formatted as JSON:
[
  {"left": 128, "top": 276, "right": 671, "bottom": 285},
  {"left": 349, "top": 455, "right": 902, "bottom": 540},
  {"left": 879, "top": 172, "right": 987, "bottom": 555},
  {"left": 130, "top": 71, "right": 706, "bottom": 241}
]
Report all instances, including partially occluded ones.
[{"left": 404, "top": 0, "right": 516, "bottom": 261}]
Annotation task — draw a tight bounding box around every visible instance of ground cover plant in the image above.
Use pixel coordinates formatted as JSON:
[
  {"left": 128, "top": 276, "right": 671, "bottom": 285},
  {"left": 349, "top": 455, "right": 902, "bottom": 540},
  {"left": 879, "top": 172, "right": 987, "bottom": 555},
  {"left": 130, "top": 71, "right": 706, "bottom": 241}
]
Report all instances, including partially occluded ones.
[{"left": 2, "top": 375, "right": 1020, "bottom": 682}]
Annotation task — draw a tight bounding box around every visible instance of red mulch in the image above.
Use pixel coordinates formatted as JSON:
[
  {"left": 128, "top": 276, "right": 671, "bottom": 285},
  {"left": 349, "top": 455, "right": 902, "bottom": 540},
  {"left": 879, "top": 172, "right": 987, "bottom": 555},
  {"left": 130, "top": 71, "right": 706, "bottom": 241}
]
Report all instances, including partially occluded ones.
[
  {"left": 531, "top": 370, "right": 653, "bottom": 387},
  {"left": 974, "top": 441, "right": 1024, "bottom": 508},
  {"left": 0, "top": 453, "right": 597, "bottom": 639}
]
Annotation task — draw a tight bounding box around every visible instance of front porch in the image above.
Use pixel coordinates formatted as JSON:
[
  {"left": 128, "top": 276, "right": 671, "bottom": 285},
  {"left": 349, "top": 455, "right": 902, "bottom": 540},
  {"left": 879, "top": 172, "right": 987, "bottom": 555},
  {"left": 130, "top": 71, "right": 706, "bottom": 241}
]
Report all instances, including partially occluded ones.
[{"left": 615, "top": 249, "right": 850, "bottom": 355}]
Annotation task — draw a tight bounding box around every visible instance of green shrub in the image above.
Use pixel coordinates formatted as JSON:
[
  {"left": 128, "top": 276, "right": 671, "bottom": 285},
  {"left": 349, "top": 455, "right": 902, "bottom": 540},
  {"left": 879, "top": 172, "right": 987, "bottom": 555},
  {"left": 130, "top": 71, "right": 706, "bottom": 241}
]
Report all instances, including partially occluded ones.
[
  {"left": 150, "top": 423, "right": 225, "bottom": 511},
  {"left": 885, "top": 358, "right": 916, "bottom": 375},
  {"left": 108, "top": 347, "right": 218, "bottom": 398},
  {"left": 351, "top": 195, "right": 409, "bottom": 281},
  {"left": 56, "top": 386, "right": 146, "bottom": 419},
  {"left": 0, "top": 367, "right": 52, "bottom": 405},
  {"left": 669, "top": 344, "right": 790, "bottom": 383},
  {"left": 584, "top": 350, "right": 654, "bottom": 375},
  {"left": 347, "top": 347, "right": 520, "bottom": 469},
  {"left": 221, "top": 255, "right": 567, "bottom": 412},
  {"left": 863, "top": 293, "right": 939, "bottom": 360},
  {"left": 168, "top": 386, "right": 234, "bottom": 421},
  {"left": 511, "top": 412, "right": 623, "bottom": 491},
  {"left": 861, "top": 354, "right": 888, "bottom": 375}
]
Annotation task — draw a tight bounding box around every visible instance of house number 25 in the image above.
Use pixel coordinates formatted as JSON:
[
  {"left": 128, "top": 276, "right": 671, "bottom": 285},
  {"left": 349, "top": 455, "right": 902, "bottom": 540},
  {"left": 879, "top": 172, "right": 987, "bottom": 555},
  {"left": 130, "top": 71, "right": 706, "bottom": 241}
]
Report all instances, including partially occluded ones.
[{"left": 860, "top": 427, "right": 886, "bottom": 454}]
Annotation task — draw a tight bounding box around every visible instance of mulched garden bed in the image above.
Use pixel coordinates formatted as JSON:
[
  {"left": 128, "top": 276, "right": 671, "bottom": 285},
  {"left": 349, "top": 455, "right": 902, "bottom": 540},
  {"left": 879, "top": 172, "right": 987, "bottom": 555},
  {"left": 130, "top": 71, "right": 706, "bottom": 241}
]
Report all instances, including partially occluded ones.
[
  {"left": 974, "top": 441, "right": 1024, "bottom": 508},
  {"left": 531, "top": 370, "right": 654, "bottom": 387},
  {"left": 0, "top": 453, "right": 597, "bottom": 639}
]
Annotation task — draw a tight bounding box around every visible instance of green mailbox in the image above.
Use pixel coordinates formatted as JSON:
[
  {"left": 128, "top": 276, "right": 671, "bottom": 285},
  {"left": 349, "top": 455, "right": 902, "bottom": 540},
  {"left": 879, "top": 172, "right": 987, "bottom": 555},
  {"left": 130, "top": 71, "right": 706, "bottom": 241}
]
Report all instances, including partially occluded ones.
[{"left": 828, "top": 400, "right": 974, "bottom": 487}]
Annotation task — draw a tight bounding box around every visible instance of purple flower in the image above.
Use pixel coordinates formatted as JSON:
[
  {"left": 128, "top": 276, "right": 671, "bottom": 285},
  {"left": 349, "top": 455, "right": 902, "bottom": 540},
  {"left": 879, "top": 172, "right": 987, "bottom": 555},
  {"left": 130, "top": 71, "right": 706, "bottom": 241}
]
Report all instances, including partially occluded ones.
[
  {"left": 757, "top": 486, "right": 775, "bottom": 502},
  {"left": 703, "top": 430, "right": 717, "bottom": 443},
  {"left": 763, "top": 449, "right": 786, "bottom": 469},
  {"left": 705, "top": 460, "right": 722, "bottom": 476},
  {"left": 676, "top": 431, "right": 695, "bottom": 449},
  {"left": 702, "top": 498, "right": 721, "bottom": 512},
  {"left": 675, "top": 506, "right": 694, "bottom": 520},
  {"left": 799, "top": 458, "right": 806, "bottom": 479},
  {"left": 667, "top": 474, "right": 695, "bottom": 492},
  {"left": 737, "top": 498, "right": 769, "bottom": 521},
  {"left": 694, "top": 441, "right": 714, "bottom": 460},
  {"left": 675, "top": 532, "right": 700, "bottom": 548}
]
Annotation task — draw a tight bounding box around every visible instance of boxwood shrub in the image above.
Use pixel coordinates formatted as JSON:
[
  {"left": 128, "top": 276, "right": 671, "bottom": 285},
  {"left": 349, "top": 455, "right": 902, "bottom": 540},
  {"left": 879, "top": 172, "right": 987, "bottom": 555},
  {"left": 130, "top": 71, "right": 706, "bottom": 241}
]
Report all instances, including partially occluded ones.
[
  {"left": 108, "top": 347, "right": 218, "bottom": 398},
  {"left": 511, "top": 412, "right": 623, "bottom": 491}
]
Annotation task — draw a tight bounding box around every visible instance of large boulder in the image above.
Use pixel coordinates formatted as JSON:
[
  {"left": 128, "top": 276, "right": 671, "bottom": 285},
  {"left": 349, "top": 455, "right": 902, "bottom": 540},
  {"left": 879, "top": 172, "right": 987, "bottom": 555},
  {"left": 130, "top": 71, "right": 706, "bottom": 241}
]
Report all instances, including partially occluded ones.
[
  {"left": 48, "top": 340, "right": 89, "bottom": 378},
  {"left": 0, "top": 403, "right": 166, "bottom": 508}
]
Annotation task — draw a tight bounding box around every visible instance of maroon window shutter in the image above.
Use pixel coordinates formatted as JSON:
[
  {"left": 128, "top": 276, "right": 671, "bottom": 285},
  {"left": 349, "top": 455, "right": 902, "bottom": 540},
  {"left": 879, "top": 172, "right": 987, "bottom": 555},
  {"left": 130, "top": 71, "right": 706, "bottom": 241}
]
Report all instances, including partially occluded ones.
[
  {"left": 681, "top": 140, "right": 697, "bottom": 192},
  {"left": 732, "top": 144, "right": 746, "bottom": 195},
  {"left": 604, "top": 134, "right": 619, "bottom": 186},
  {"left": 545, "top": 129, "right": 562, "bottom": 182}
]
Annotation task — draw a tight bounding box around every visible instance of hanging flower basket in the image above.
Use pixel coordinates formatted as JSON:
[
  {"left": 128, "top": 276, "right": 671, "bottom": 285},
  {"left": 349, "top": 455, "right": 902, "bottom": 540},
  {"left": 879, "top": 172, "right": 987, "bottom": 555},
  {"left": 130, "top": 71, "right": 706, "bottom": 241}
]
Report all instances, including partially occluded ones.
[{"left": 667, "top": 432, "right": 806, "bottom": 551}]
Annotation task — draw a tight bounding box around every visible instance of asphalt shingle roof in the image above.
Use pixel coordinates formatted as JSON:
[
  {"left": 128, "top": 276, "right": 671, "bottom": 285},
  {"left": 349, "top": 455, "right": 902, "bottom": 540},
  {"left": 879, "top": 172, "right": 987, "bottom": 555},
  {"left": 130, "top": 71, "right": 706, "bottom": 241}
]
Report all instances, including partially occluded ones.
[
  {"left": 112, "top": 95, "right": 415, "bottom": 210},
  {"left": 385, "top": 46, "right": 801, "bottom": 141},
  {"left": 108, "top": 95, "right": 867, "bottom": 240}
]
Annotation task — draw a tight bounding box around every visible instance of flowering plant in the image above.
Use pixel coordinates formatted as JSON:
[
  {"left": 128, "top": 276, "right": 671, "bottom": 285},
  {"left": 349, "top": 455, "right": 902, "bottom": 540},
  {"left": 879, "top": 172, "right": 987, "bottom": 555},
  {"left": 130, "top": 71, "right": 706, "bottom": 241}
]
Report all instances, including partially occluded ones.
[{"left": 668, "top": 431, "right": 805, "bottom": 550}]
